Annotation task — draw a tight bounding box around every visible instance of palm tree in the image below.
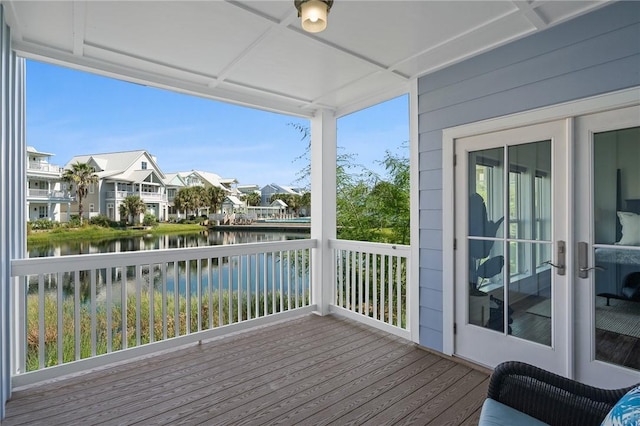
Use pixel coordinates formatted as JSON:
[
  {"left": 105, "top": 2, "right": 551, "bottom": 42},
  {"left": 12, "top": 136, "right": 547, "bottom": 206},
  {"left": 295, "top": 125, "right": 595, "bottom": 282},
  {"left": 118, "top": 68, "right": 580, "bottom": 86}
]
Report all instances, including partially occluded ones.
[
  {"left": 62, "top": 162, "right": 99, "bottom": 225},
  {"left": 119, "top": 195, "right": 147, "bottom": 225},
  {"left": 205, "top": 186, "right": 227, "bottom": 214},
  {"left": 243, "top": 192, "right": 261, "bottom": 207},
  {"left": 174, "top": 186, "right": 204, "bottom": 217}
]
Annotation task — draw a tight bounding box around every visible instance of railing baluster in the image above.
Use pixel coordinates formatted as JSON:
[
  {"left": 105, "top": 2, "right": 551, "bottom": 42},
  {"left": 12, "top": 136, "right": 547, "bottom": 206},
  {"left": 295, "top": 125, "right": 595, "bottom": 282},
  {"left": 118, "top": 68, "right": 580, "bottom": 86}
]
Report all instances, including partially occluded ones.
[
  {"left": 286, "top": 251, "right": 292, "bottom": 311},
  {"left": 173, "top": 261, "right": 179, "bottom": 338},
  {"left": 149, "top": 264, "right": 155, "bottom": 343},
  {"left": 263, "top": 252, "right": 267, "bottom": 316},
  {"left": 74, "top": 270, "right": 80, "bottom": 361},
  {"left": 227, "top": 256, "right": 233, "bottom": 325},
  {"left": 91, "top": 268, "right": 97, "bottom": 356},
  {"left": 365, "top": 253, "right": 370, "bottom": 318},
  {"left": 279, "top": 251, "right": 284, "bottom": 312},
  {"left": 295, "top": 249, "right": 299, "bottom": 309},
  {"left": 236, "top": 256, "right": 242, "bottom": 323},
  {"left": 217, "top": 256, "right": 223, "bottom": 327},
  {"left": 373, "top": 254, "right": 378, "bottom": 320},
  {"left": 208, "top": 257, "right": 213, "bottom": 330},
  {"left": 38, "top": 274, "right": 45, "bottom": 369},
  {"left": 106, "top": 268, "right": 113, "bottom": 354},
  {"left": 334, "top": 250, "right": 344, "bottom": 307},
  {"left": 302, "top": 249, "right": 307, "bottom": 307},
  {"left": 380, "top": 255, "right": 385, "bottom": 323},
  {"left": 397, "top": 256, "right": 402, "bottom": 327},
  {"left": 345, "top": 251, "right": 350, "bottom": 309},
  {"left": 136, "top": 265, "right": 142, "bottom": 346},
  {"left": 197, "top": 258, "right": 202, "bottom": 332},
  {"left": 122, "top": 266, "right": 128, "bottom": 349},
  {"left": 246, "top": 254, "right": 251, "bottom": 320},
  {"left": 185, "top": 260, "right": 191, "bottom": 334},
  {"left": 358, "top": 251, "right": 363, "bottom": 314},
  {"left": 57, "top": 271, "right": 63, "bottom": 365},
  {"left": 388, "top": 254, "right": 393, "bottom": 326},
  {"left": 162, "top": 262, "right": 167, "bottom": 340},
  {"left": 271, "top": 252, "right": 276, "bottom": 314},
  {"left": 351, "top": 250, "right": 356, "bottom": 311}
]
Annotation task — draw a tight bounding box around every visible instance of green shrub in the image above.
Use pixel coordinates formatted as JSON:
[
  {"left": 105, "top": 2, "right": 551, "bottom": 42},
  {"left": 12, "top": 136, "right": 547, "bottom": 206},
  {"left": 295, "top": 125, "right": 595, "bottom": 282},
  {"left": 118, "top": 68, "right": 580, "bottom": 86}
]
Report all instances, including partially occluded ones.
[
  {"left": 30, "top": 219, "right": 55, "bottom": 230},
  {"left": 143, "top": 213, "right": 158, "bottom": 227},
  {"left": 68, "top": 215, "right": 82, "bottom": 227},
  {"left": 88, "top": 215, "right": 112, "bottom": 228}
]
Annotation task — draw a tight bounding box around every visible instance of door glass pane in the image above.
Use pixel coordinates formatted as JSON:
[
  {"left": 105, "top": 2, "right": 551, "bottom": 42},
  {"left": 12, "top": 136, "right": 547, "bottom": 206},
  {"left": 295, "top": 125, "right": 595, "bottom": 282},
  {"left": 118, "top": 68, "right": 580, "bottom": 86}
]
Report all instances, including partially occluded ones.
[
  {"left": 593, "top": 126, "right": 640, "bottom": 371},
  {"left": 468, "top": 148, "right": 505, "bottom": 330},
  {"left": 507, "top": 141, "right": 552, "bottom": 346}
]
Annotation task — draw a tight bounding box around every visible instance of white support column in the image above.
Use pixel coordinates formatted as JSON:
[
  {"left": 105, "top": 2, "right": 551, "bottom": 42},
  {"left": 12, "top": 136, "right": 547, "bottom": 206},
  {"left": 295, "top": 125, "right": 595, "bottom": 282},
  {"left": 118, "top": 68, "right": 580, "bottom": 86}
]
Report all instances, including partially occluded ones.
[
  {"left": 310, "top": 109, "right": 337, "bottom": 316},
  {"left": 409, "top": 80, "right": 421, "bottom": 344},
  {"left": 1, "top": 9, "right": 26, "bottom": 417}
]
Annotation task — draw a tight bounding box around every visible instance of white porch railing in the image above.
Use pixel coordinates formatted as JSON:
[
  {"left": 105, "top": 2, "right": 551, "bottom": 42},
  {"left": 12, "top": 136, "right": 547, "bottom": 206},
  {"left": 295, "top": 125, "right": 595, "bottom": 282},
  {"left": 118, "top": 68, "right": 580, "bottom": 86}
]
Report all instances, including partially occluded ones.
[
  {"left": 27, "top": 161, "right": 63, "bottom": 174},
  {"left": 329, "top": 239, "right": 411, "bottom": 340},
  {"left": 27, "top": 189, "right": 73, "bottom": 201},
  {"left": 10, "top": 239, "right": 317, "bottom": 386},
  {"left": 106, "top": 191, "right": 167, "bottom": 201}
]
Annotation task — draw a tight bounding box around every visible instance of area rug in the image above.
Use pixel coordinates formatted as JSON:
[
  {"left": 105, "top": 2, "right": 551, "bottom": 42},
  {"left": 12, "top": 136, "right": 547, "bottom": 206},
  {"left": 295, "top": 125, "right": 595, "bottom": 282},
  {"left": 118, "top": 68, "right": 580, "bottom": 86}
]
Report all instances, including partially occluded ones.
[
  {"left": 526, "top": 297, "right": 640, "bottom": 338},
  {"left": 595, "top": 297, "right": 640, "bottom": 339},
  {"left": 527, "top": 299, "right": 552, "bottom": 318}
]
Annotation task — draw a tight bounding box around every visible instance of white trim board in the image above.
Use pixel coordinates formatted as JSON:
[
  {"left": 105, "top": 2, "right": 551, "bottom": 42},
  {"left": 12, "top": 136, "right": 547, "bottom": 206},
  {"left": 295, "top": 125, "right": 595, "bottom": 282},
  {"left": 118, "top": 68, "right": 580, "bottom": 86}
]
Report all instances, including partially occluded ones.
[{"left": 441, "top": 86, "right": 640, "bottom": 356}]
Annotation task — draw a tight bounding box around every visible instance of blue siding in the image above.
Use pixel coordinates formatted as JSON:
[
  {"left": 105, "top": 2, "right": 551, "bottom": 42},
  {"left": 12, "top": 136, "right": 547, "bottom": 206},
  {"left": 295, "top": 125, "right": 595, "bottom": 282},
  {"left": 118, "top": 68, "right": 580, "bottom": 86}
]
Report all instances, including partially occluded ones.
[{"left": 417, "top": 1, "right": 640, "bottom": 351}]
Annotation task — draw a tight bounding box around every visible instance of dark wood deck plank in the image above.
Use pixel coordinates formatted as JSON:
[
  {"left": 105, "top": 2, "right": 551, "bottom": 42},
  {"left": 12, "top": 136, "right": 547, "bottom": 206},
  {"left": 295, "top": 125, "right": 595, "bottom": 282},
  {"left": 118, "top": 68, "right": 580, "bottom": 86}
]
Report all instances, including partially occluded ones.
[
  {"left": 334, "top": 357, "right": 456, "bottom": 426},
  {"left": 48, "top": 317, "right": 369, "bottom": 425},
  {"left": 7, "top": 315, "right": 325, "bottom": 412},
  {"left": 426, "top": 377, "right": 490, "bottom": 425},
  {"left": 396, "top": 369, "right": 488, "bottom": 425},
  {"left": 160, "top": 329, "right": 404, "bottom": 425},
  {"left": 233, "top": 337, "right": 418, "bottom": 426},
  {"left": 3, "top": 314, "right": 491, "bottom": 426},
  {"left": 263, "top": 349, "right": 431, "bottom": 425},
  {"left": 361, "top": 363, "right": 473, "bottom": 425},
  {"left": 111, "top": 323, "right": 390, "bottom": 425}
]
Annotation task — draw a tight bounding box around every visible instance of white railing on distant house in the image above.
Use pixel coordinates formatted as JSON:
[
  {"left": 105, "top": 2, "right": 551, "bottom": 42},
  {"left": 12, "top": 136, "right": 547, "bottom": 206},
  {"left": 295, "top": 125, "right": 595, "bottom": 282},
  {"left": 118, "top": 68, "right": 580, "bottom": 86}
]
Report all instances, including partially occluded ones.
[
  {"left": 27, "top": 189, "right": 73, "bottom": 200},
  {"left": 329, "top": 239, "right": 411, "bottom": 340},
  {"left": 10, "top": 239, "right": 317, "bottom": 386},
  {"left": 138, "top": 191, "right": 166, "bottom": 201},
  {"left": 106, "top": 191, "right": 129, "bottom": 199},
  {"left": 27, "top": 162, "right": 63, "bottom": 174},
  {"left": 106, "top": 191, "right": 167, "bottom": 201}
]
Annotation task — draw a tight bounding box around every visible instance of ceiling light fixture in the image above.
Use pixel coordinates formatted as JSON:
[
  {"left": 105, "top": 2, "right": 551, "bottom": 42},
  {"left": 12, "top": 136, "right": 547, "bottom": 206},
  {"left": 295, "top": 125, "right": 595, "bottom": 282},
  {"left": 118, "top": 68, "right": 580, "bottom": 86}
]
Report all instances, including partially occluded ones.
[{"left": 294, "top": 0, "right": 333, "bottom": 33}]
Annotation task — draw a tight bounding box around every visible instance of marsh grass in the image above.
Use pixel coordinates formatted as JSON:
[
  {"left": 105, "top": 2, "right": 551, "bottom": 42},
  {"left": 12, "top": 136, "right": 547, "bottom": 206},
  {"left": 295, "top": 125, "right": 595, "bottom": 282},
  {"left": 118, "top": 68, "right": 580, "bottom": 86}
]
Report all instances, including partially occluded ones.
[{"left": 26, "top": 290, "right": 304, "bottom": 372}]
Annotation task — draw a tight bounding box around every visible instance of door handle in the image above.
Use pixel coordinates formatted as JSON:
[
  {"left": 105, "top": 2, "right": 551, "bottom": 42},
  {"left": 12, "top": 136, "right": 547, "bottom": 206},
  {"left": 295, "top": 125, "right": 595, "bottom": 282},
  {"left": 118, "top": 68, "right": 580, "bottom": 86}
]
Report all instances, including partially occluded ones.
[
  {"left": 577, "top": 241, "right": 605, "bottom": 278},
  {"left": 543, "top": 241, "right": 565, "bottom": 275}
]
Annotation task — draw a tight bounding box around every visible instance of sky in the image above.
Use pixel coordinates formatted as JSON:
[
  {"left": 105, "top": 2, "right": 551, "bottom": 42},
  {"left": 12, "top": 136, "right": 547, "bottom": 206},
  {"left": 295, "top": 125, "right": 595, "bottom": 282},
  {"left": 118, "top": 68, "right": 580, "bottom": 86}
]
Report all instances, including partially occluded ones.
[{"left": 26, "top": 60, "right": 409, "bottom": 189}]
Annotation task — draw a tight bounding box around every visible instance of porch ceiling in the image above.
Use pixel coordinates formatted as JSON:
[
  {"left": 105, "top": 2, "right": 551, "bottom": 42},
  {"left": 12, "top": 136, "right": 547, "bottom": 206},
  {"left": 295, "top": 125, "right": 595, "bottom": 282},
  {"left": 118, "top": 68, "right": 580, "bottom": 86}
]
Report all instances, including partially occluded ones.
[{"left": 3, "top": 0, "right": 608, "bottom": 117}]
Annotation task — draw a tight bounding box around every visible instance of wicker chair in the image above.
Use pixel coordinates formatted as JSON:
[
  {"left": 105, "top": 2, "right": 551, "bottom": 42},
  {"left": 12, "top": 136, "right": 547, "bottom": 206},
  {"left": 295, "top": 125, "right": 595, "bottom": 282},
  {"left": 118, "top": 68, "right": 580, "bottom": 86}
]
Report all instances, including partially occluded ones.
[{"left": 485, "top": 361, "right": 637, "bottom": 426}]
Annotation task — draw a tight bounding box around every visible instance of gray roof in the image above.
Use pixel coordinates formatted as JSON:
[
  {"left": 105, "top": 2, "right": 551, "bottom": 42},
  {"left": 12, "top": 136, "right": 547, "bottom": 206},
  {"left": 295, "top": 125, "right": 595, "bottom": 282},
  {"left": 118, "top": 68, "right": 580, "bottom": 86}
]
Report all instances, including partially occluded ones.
[{"left": 65, "top": 150, "right": 165, "bottom": 179}]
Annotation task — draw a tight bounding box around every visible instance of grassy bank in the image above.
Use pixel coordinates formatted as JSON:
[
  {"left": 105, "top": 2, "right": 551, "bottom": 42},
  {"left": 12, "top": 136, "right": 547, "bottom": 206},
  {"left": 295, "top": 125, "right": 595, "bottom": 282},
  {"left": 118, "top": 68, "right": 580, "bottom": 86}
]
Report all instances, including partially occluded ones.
[
  {"left": 27, "top": 222, "right": 206, "bottom": 246},
  {"left": 26, "top": 290, "right": 300, "bottom": 371}
]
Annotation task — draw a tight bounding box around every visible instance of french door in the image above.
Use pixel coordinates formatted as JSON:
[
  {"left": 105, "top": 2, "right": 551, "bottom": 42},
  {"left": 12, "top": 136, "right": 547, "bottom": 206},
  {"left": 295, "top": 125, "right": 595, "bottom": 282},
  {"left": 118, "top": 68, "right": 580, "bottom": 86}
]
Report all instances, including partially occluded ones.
[
  {"left": 575, "top": 105, "right": 640, "bottom": 387},
  {"left": 454, "top": 120, "right": 569, "bottom": 375}
]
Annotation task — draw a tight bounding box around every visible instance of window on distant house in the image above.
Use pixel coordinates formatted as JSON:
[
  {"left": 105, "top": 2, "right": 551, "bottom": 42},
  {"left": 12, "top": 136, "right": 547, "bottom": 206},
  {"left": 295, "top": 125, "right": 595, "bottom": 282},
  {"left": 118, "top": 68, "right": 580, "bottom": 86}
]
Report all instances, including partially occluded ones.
[
  {"left": 89, "top": 203, "right": 95, "bottom": 213},
  {"left": 141, "top": 161, "right": 147, "bottom": 170},
  {"left": 89, "top": 183, "right": 95, "bottom": 194}
]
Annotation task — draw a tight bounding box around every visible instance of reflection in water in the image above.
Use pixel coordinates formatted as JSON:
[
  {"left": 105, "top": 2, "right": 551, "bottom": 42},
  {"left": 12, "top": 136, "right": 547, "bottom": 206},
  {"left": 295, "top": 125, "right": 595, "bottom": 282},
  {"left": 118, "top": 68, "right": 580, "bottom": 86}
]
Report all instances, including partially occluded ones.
[
  {"left": 27, "top": 231, "right": 311, "bottom": 302},
  {"left": 28, "top": 230, "right": 309, "bottom": 258}
]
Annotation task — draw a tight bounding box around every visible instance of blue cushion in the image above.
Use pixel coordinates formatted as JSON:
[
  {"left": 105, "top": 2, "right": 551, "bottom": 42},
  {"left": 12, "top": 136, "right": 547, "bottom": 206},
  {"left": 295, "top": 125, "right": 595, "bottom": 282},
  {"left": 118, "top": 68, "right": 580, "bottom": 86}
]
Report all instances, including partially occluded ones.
[
  {"left": 479, "top": 398, "right": 549, "bottom": 426},
  {"left": 601, "top": 385, "right": 640, "bottom": 426}
]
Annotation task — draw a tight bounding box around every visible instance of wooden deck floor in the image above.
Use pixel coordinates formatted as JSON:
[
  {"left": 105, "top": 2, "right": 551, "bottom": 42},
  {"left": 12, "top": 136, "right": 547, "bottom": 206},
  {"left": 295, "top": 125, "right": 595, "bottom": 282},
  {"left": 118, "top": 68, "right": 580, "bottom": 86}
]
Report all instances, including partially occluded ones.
[{"left": 3, "top": 314, "right": 490, "bottom": 426}]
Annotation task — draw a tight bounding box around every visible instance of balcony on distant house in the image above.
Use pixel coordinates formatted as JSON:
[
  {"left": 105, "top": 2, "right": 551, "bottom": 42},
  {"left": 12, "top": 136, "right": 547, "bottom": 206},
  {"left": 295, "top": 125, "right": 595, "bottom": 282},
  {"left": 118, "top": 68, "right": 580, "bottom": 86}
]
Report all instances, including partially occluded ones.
[
  {"left": 26, "top": 161, "right": 64, "bottom": 176},
  {"left": 26, "top": 189, "right": 74, "bottom": 202},
  {"left": 106, "top": 190, "right": 168, "bottom": 202}
]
